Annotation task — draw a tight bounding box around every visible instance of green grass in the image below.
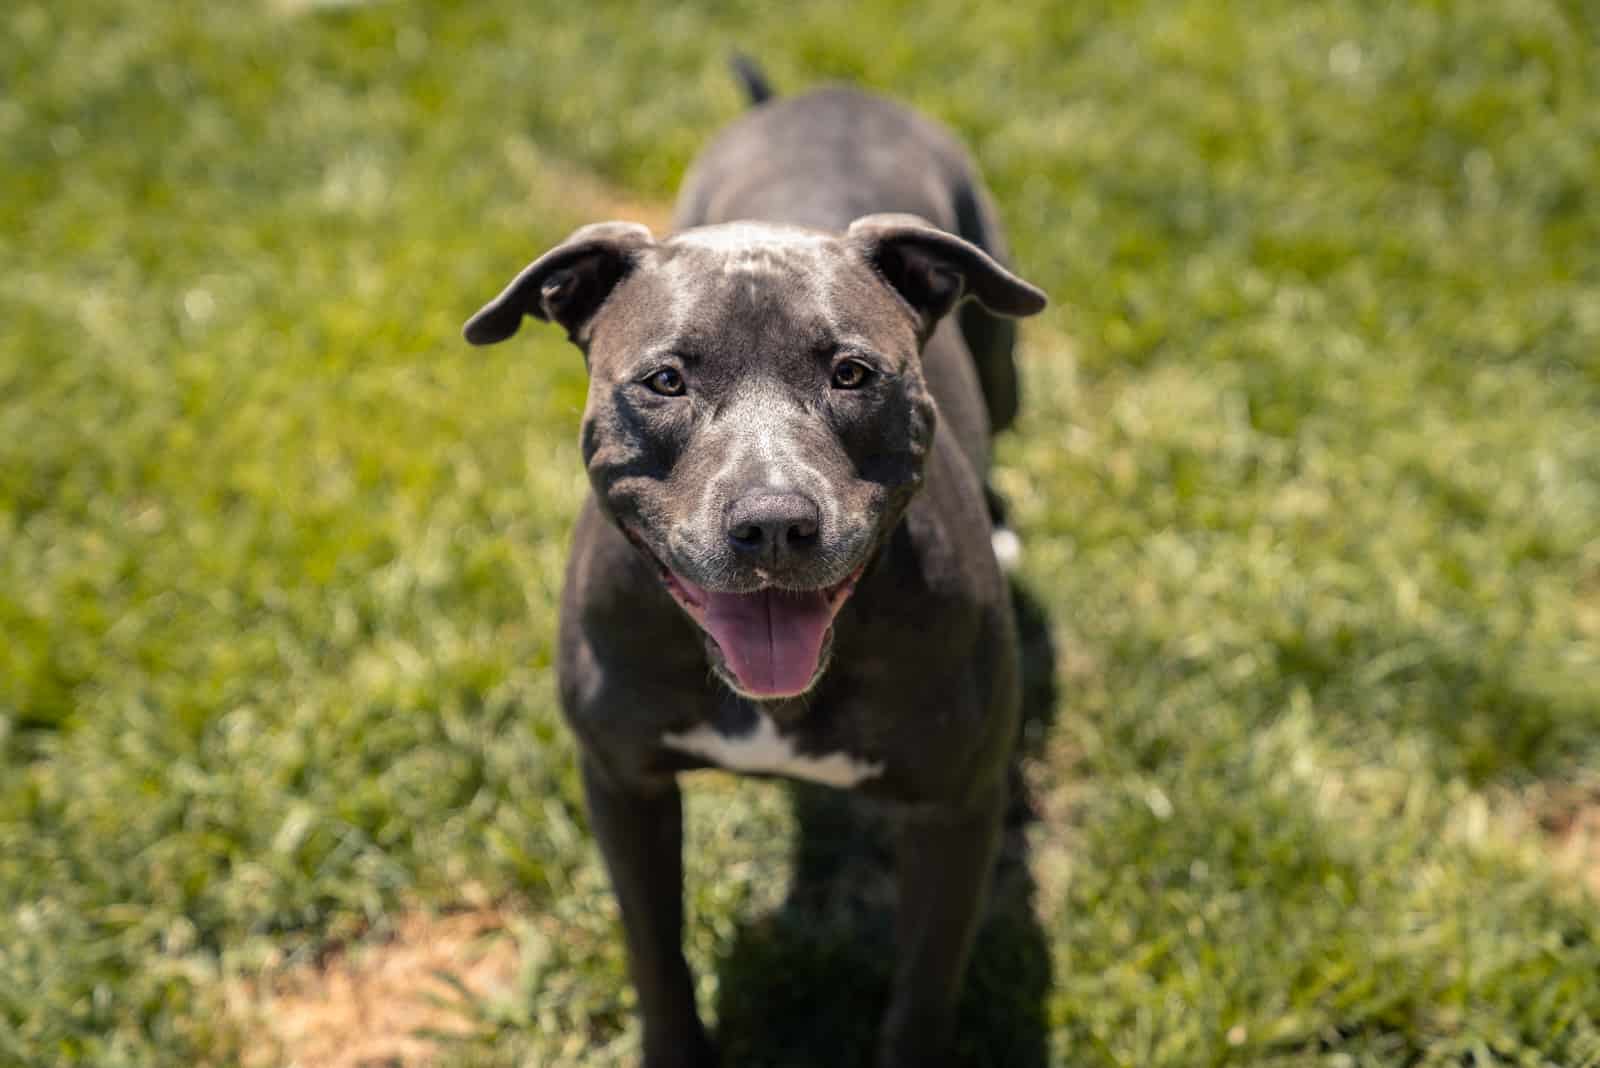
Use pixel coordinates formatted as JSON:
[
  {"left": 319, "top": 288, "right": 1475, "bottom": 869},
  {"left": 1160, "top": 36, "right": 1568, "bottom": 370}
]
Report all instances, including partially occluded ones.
[{"left": 3, "top": 0, "right": 1599, "bottom": 1065}]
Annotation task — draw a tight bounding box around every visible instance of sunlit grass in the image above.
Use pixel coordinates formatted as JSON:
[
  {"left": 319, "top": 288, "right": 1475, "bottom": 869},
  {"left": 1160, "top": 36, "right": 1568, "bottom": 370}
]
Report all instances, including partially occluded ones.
[{"left": 2, "top": 1, "right": 1597, "bottom": 1065}]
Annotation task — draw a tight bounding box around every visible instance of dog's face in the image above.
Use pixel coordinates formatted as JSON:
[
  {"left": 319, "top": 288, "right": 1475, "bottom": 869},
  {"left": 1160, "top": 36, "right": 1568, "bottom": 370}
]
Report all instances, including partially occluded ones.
[
  {"left": 575, "top": 225, "right": 937, "bottom": 701},
  {"left": 465, "top": 216, "right": 1044, "bottom": 699}
]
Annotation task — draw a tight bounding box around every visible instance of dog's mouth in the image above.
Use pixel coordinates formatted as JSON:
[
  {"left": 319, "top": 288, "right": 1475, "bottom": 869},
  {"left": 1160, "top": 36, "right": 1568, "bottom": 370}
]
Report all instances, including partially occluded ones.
[{"left": 624, "top": 530, "right": 864, "bottom": 699}]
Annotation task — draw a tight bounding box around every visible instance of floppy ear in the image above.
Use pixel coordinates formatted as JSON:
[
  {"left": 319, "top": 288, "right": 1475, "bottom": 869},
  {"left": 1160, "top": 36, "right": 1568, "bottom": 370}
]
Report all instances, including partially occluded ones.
[
  {"left": 463, "top": 221, "right": 655, "bottom": 346},
  {"left": 847, "top": 213, "right": 1046, "bottom": 336}
]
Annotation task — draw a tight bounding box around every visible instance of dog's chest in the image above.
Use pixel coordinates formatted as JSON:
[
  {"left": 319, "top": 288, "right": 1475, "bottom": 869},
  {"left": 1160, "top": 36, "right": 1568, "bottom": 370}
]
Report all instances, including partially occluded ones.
[{"left": 662, "top": 712, "right": 883, "bottom": 788}]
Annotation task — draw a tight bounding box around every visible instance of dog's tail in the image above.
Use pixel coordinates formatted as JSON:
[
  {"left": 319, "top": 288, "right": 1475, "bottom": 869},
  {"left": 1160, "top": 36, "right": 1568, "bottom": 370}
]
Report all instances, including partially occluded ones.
[{"left": 730, "top": 53, "right": 775, "bottom": 106}]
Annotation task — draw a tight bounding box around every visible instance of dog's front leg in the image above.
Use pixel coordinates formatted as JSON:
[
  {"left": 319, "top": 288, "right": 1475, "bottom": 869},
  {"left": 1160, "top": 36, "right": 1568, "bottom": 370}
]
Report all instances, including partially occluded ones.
[
  {"left": 876, "top": 784, "right": 1006, "bottom": 1068},
  {"left": 580, "top": 756, "right": 716, "bottom": 1068}
]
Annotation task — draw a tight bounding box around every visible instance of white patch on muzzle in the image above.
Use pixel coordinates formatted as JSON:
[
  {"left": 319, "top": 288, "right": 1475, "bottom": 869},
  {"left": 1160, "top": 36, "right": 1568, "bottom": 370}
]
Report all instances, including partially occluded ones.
[{"left": 698, "top": 387, "right": 839, "bottom": 535}]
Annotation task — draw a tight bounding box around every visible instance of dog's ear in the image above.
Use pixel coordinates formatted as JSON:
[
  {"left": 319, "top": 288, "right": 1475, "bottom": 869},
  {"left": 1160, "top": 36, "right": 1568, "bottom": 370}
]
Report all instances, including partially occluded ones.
[
  {"left": 847, "top": 213, "right": 1046, "bottom": 336},
  {"left": 463, "top": 221, "right": 655, "bottom": 346}
]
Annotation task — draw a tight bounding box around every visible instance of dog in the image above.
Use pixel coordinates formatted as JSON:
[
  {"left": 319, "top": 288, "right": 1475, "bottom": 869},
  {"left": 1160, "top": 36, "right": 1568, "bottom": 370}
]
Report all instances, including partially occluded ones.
[{"left": 463, "top": 61, "right": 1045, "bottom": 1068}]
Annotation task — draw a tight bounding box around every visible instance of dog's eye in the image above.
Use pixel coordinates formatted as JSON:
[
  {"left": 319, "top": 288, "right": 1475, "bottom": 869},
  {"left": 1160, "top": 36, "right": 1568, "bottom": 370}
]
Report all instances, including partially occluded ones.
[
  {"left": 831, "top": 359, "right": 872, "bottom": 390},
  {"left": 645, "top": 368, "right": 686, "bottom": 396}
]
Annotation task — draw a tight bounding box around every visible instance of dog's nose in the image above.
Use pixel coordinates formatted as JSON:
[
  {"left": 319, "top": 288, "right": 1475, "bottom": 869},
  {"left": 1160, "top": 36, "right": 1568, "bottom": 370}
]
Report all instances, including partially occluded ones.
[{"left": 726, "top": 492, "right": 821, "bottom": 563}]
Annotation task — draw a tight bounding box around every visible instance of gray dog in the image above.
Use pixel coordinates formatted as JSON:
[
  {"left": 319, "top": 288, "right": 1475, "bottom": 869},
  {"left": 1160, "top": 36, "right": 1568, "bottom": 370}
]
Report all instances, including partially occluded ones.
[{"left": 464, "top": 61, "right": 1046, "bottom": 1068}]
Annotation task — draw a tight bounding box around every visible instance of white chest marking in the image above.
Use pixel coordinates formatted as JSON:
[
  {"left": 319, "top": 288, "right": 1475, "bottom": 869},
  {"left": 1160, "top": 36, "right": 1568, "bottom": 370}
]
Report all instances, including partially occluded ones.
[{"left": 662, "top": 713, "right": 884, "bottom": 789}]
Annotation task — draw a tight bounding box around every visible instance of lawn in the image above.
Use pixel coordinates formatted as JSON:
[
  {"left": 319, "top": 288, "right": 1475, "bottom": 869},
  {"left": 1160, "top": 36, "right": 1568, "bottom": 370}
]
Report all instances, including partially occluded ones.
[{"left": 3, "top": 1, "right": 1598, "bottom": 1065}]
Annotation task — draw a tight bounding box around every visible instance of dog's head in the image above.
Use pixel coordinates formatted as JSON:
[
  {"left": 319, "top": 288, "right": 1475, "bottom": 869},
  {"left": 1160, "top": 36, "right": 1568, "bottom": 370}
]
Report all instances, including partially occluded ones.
[{"left": 465, "top": 215, "right": 1045, "bottom": 700}]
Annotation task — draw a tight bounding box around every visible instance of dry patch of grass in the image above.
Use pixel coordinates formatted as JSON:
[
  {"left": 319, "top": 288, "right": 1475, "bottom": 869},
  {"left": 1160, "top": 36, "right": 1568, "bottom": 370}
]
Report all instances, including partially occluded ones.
[
  {"left": 269, "top": 0, "right": 386, "bottom": 16},
  {"left": 499, "top": 138, "right": 675, "bottom": 236},
  {"left": 1535, "top": 782, "right": 1600, "bottom": 901},
  {"left": 229, "top": 909, "right": 519, "bottom": 1068}
]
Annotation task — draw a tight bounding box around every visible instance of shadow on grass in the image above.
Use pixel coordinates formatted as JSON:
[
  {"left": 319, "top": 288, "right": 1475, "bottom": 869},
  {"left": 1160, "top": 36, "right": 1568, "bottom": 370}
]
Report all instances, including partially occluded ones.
[
  {"left": 1265, "top": 623, "right": 1599, "bottom": 786},
  {"left": 1095, "top": 614, "right": 1599, "bottom": 789},
  {"left": 712, "top": 583, "right": 1059, "bottom": 1067}
]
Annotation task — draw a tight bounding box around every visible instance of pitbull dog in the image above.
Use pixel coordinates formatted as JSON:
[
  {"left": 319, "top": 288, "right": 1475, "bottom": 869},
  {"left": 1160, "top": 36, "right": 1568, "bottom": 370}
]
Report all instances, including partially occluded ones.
[{"left": 463, "top": 66, "right": 1045, "bottom": 1068}]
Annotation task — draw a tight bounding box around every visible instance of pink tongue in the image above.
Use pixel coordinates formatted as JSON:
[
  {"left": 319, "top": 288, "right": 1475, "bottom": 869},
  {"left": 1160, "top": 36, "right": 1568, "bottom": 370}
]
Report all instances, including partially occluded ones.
[{"left": 701, "top": 588, "right": 833, "bottom": 697}]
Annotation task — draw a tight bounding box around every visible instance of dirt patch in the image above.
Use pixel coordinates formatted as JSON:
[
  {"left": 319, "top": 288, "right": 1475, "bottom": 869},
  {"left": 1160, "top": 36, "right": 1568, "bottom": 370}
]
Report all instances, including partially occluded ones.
[
  {"left": 270, "top": 0, "right": 383, "bottom": 15},
  {"left": 228, "top": 908, "right": 519, "bottom": 1068},
  {"left": 499, "top": 137, "right": 676, "bottom": 236},
  {"left": 551, "top": 160, "right": 676, "bottom": 236},
  {"left": 1534, "top": 782, "right": 1600, "bottom": 900}
]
